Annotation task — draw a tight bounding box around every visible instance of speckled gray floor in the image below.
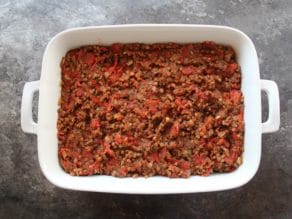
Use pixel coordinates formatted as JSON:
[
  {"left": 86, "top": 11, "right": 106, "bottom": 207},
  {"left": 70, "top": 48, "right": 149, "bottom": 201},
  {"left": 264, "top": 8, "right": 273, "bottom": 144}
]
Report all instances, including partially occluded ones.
[{"left": 0, "top": 0, "right": 291, "bottom": 218}]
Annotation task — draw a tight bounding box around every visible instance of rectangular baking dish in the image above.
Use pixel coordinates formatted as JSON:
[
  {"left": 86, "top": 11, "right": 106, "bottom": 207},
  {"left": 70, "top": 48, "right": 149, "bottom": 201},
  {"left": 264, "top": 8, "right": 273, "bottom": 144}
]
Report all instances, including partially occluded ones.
[{"left": 21, "top": 24, "right": 280, "bottom": 194}]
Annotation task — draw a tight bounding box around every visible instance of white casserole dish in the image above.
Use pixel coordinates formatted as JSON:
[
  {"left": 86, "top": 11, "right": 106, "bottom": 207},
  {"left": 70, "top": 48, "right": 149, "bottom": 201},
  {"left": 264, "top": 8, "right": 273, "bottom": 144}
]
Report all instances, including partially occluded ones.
[{"left": 21, "top": 24, "right": 280, "bottom": 194}]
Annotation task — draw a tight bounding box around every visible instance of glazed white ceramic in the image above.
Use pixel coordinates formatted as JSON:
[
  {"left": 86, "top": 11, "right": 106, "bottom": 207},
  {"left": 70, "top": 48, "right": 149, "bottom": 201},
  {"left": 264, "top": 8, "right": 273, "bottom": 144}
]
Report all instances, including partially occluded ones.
[{"left": 21, "top": 25, "right": 280, "bottom": 194}]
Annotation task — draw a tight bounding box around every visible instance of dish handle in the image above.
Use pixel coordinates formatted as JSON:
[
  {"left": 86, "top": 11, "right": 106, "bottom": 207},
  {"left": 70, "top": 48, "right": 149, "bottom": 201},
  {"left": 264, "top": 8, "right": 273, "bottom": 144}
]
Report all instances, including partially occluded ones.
[
  {"left": 261, "top": 79, "right": 280, "bottom": 133},
  {"left": 21, "top": 80, "right": 40, "bottom": 134}
]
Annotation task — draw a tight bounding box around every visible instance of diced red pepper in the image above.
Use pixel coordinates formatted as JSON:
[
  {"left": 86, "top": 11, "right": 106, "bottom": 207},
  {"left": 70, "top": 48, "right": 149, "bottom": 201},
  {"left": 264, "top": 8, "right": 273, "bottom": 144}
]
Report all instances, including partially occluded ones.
[
  {"left": 152, "top": 152, "right": 159, "bottom": 163},
  {"left": 75, "top": 88, "right": 83, "bottom": 97},
  {"left": 132, "top": 80, "right": 139, "bottom": 88},
  {"left": 97, "top": 139, "right": 104, "bottom": 145},
  {"left": 193, "top": 154, "right": 205, "bottom": 165},
  {"left": 105, "top": 102, "right": 113, "bottom": 112},
  {"left": 114, "top": 134, "right": 123, "bottom": 144},
  {"left": 218, "top": 49, "right": 225, "bottom": 58},
  {"left": 209, "top": 137, "right": 217, "bottom": 144},
  {"left": 60, "top": 160, "right": 74, "bottom": 170},
  {"left": 227, "top": 63, "right": 238, "bottom": 73},
  {"left": 90, "top": 118, "right": 100, "bottom": 129},
  {"left": 68, "top": 150, "right": 79, "bottom": 159},
  {"left": 200, "top": 125, "right": 207, "bottom": 136},
  {"left": 63, "top": 103, "right": 70, "bottom": 111},
  {"left": 113, "top": 93, "right": 121, "bottom": 99},
  {"left": 197, "top": 91, "right": 207, "bottom": 100},
  {"left": 75, "top": 81, "right": 82, "bottom": 87},
  {"left": 238, "top": 109, "right": 244, "bottom": 122},
  {"left": 104, "top": 142, "right": 115, "bottom": 157},
  {"left": 76, "top": 49, "right": 84, "bottom": 60},
  {"left": 201, "top": 138, "right": 207, "bottom": 146},
  {"left": 57, "top": 132, "right": 65, "bottom": 141},
  {"left": 146, "top": 99, "right": 159, "bottom": 114},
  {"left": 83, "top": 53, "right": 96, "bottom": 66},
  {"left": 113, "top": 54, "right": 118, "bottom": 67},
  {"left": 111, "top": 43, "right": 123, "bottom": 53},
  {"left": 118, "top": 167, "right": 128, "bottom": 176},
  {"left": 81, "top": 149, "right": 93, "bottom": 158},
  {"left": 135, "top": 108, "right": 148, "bottom": 118},
  {"left": 59, "top": 148, "right": 70, "bottom": 159},
  {"left": 181, "top": 66, "right": 197, "bottom": 75},
  {"left": 181, "top": 44, "right": 192, "bottom": 57},
  {"left": 232, "top": 132, "right": 241, "bottom": 142},
  {"left": 108, "top": 158, "right": 118, "bottom": 166},
  {"left": 204, "top": 116, "right": 214, "bottom": 127},
  {"left": 66, "top": 71, "right": 79, "bottom": 79},
  {"left": 175, "top": 97, "right": 182, "bottom": 106},
  {"left": 203, "top": 41, "right": 216, "bottom": 50},
  {"left": 108, "top": 74, "right": 119, "bottom": 83},
  {"left": 206, "top": 138, "right": 217, "bottom": 148},
  {"left": 89, "top": 160, "right": 100, "bottom": 170},
  {"left": 124, "top": 135, "right": 138, "bottom": 146},
  {"left": 225, "top": 152, "right": 237, "bottom": 165},
  {"left": 175, "top": 97, "right": 188, "bottom": 109},
  {"left": 89, "top": 64, "right": 97, "bottom": 71},
  {"left": 89, "top": 94, "right": 104, "bottom": 106},
  {"left": 217, "top": 138, "right": 228, "bottom": 146},
  {"left": 107, "top": 66, "right": 116, "bottom": 74},
  {"left": 202, "top": 168, "right": 212, "bottom": 176},
  {"left": 159, "top": 147, "right": 167, "bottom": 160},
  {"left": 149, "top": 106, "right": 158, "bottom": 114},
  {"left": 113, "top": 113, "right": 123, "bottom": 121},
  {"left": 166, "top": 157, "right": 179, "bottom": 164},
  {"left": 179, "top": 161, "right": 191, "bottom": 170},
  {"left": 170, "top": 122, "right": 180, "bottom": 137},
  {"left": 108, "top": 67, "right": 123, "bottom": 83},
  {"left": 133, "top": 161, "right": 142, "bottom": 170},
  {"left": 146, "top": 99, "right": 160, "bottom": 106},
  {"left": 230, "top": 90, "right": 242, "bottom": 105},
  {"left": 231, "top": 83, "right": 240, "bottom": 89}
]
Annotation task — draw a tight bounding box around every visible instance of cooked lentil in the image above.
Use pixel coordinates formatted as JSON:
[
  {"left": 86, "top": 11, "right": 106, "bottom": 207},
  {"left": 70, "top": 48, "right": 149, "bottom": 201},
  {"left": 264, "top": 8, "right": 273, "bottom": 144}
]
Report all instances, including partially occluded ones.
[{"left": 57, "top": 41, "right": 244, "bottom": 178}]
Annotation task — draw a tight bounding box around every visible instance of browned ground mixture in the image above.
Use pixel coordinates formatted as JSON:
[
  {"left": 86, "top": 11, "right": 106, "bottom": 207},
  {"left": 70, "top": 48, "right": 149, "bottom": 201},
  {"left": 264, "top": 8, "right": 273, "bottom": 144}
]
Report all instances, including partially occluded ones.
[{"left": 57, "top": 42, "right": 244, "bottom": 178}]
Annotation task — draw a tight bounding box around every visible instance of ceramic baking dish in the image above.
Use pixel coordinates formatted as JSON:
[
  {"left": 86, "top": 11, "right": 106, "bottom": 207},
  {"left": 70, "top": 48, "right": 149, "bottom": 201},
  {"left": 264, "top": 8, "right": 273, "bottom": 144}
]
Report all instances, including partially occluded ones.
[{"left": 21, "top": 24, "right": 280, "bottom": 194}]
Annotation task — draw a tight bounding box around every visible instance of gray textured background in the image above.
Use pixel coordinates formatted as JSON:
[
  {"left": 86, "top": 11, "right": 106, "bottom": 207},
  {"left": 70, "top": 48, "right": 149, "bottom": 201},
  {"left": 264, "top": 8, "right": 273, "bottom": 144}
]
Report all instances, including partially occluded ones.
[{"left": 0, "top": 0, "right": 291, "bottom": 218}]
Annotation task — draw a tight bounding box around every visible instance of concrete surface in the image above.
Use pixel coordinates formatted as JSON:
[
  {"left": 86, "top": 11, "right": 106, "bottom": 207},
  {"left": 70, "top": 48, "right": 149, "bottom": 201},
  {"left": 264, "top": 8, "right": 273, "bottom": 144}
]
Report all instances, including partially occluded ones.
[{"left": 0, "top": 0, "right": 291, "bottom": 218}]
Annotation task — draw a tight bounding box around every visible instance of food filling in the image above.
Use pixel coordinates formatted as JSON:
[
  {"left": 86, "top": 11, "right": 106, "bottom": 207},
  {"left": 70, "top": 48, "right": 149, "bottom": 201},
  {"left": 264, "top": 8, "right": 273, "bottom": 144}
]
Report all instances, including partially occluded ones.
[{"left": 58, "top": 42, "right": 244, "bottom": 178}]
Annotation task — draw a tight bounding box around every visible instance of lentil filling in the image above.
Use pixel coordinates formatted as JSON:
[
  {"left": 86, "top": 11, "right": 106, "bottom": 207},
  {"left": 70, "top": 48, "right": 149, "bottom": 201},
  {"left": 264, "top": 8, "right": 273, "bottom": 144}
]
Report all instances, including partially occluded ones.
[{"left": 57, "top": 42, "right": 244, "bottom": 178}]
